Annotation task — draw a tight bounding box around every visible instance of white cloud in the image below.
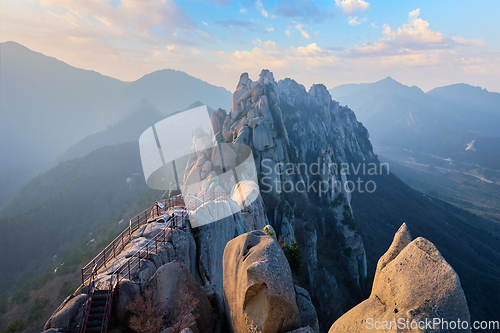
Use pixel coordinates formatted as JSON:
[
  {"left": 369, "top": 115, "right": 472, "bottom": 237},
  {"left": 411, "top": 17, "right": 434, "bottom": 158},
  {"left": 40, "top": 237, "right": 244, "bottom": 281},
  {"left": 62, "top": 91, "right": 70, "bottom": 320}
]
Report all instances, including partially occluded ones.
[
  {"left": 239, "top": 8, "right": 247, "bottom": 14},
  {"left": 202, "top": 21, "right": 208, "bottom": 26},
  {"left": 295, "top": 23, "right": 310, "bottom": 39},
  {"left": 3, "top": 1, "right": 498, "bottom": 93},
  {"left": 349, "top": 9, "right": 486, "bottom": 57},
  {"left": 267, "top": 27, "right": 275, "bottom": 33},
  {"left": 335, "top": 0, "right": 370, "bottom": 15},
  {"left": 295, "top": 43, "right": 322, "bottom": 55},
  {"left": 256, "top": 0, "right": 269, "bottom": 18},
  {"left": 348, "top": 16, "right": 360, "bottom": 26}
]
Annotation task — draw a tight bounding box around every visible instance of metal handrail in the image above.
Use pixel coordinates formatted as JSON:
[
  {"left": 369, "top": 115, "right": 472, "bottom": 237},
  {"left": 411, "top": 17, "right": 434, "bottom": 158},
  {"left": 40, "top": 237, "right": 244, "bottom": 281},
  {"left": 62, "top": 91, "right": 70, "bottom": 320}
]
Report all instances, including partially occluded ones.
[
  {"left": 81, "top": 195, "right": 185, "bottom": 284},
  {"left": 101, "top": 276, "right": 117, "bottom": 333},
  {"left": 184, "top": 191, "right": 229, "bottom": 211},
  {"left": 77, "top": 264, "right": 98, "bottom": 333},
  {"left": 114, "top": 211, "right": 188, "bottom": 284}
]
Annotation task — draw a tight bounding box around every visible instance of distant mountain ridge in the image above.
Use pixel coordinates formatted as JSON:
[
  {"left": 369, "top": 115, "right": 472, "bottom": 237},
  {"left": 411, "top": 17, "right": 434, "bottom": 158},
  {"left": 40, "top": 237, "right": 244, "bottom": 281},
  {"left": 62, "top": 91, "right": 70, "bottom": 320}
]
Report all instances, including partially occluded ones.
[
  {"left": 0, "top": 41, "right": 232, "bottom": 207},
  {"left": 428, "top": 83, "right": 500, "bottom": 117},
  {"left": 329, "top": 77, "right": 500, "bottom": 164}
]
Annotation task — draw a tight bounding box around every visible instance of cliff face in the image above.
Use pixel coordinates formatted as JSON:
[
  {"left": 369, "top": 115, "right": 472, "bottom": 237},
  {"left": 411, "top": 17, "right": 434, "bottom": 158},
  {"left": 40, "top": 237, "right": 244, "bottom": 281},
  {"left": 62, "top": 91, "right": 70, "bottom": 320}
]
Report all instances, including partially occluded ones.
[{"left": 218, "top": 70, "right": 377, "bottom": 329}]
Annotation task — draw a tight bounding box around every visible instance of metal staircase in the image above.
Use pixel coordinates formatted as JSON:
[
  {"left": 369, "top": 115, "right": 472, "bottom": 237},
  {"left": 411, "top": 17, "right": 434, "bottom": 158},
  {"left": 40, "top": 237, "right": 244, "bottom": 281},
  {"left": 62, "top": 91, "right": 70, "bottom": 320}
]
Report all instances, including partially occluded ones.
[
  {"left": 84, "top": 289, "right": 109, "bottom": 332},
  {"left": 77, "top": 195, "right": 189, "bottom": 333}
]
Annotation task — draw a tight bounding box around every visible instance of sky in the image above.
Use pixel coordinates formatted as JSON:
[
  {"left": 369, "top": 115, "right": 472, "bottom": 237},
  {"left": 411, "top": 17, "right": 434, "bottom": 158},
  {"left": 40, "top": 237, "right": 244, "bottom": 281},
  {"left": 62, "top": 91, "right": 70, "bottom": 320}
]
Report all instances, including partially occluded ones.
[{"left": 1, "top": 0, "right": 500, "bottom": 93}]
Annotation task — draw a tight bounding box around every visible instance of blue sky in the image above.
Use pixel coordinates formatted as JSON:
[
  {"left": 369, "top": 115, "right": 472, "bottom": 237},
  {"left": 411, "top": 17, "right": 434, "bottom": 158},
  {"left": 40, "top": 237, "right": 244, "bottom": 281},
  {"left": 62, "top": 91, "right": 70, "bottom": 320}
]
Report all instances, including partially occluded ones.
[{"left": 1, "top": 0, "right": 499, "bottom": 92}]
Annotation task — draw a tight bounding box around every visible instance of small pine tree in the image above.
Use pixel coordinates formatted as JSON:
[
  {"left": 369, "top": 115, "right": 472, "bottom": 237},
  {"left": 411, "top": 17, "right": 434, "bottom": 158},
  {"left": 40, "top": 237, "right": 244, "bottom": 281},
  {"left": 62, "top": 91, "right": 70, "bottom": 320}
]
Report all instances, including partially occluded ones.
[{"left": 283, "top": 239, "right": 302, "bottom": 275}]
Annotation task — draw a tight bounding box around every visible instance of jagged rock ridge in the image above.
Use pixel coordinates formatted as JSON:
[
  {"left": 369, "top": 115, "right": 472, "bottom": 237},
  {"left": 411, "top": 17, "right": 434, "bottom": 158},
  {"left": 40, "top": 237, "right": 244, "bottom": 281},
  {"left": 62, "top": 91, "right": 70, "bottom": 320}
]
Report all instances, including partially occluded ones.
[{"left": 43, "top": 70, "right": 470, "bottom": 333}]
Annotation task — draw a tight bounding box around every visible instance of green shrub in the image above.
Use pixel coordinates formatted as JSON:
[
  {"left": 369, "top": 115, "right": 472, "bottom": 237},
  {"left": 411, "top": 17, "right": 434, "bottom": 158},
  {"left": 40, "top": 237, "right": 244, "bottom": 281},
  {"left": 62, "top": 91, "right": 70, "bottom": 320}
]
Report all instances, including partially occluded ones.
[
  {"left": 262, "top": 226, "right": 275, "bottom": 237},
  {"left": 341, "top": 211, "right": 356, "bottom": 231},
  {"left": 10, "top": 287, "right": 30, "bottom": 305},
  {"left": 58, "top": 281, "right": 74, "bottom": 299},
  {"left": 0, "top": 295, "right": 7, "bottom": 315},
  {"left": 283, "top": 239, "right": 303, "bottom": 275},
  {"left": 27, "top": 297, "right": 49, "bottom": 323}
]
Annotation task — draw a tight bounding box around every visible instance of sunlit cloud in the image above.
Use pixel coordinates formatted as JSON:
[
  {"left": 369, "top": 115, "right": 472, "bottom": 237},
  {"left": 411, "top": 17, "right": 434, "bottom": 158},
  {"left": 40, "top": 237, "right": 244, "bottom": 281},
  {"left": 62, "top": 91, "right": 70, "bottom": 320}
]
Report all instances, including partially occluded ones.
[
  {"left": 1, "top": 1, "right": 498, "bottom": 93},
  {"left": 294, "top": 22, "right": 311, "bottom": 39},
  {"left": 335, "top": 0, "right": 370, "bottom": 15},
  {"left": 348, "top": 16, "right": 361, "bottom": 26},
  {"left": 256, "top": 0, "right": 269, "bottom": 18}
]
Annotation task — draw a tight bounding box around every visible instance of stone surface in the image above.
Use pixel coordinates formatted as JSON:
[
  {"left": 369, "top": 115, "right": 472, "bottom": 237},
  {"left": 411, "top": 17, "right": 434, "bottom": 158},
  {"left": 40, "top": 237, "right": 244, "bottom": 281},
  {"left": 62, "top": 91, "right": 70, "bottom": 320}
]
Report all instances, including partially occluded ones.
[
  {"left": 252, "top": 119, "right": 273, "bottom": 151},
  {"left": 210, "top": 108, "right": 227, "bottom": 135},
  {"left": 329, "top": 224, "right": 471, "bottom": 333},
  {"left": 149, "top": 261, "right": 214, "bottom": 333},
  {"left": 115, "top": 279, "right": 141, "bottom": 324},
  {"left": 286, "top": 328, "right": 315, "bottom": 333},
  {"left": 197, "top": 212, "right": 251, "bottom": 297},
  {"left": 294, "top": 286, "right": 320, "bottom": 333},
  {"left": 223, "top": 230, "right": 300, "bottom": 333},
  {"left": 234, "top": 126, "right": 249, "bottom": 145},
  {"left": 44, "top": 293, "right": 87, "bottom": 331},
  {"left": 210, "top": 142, "right": 237, "bottom": 170}
]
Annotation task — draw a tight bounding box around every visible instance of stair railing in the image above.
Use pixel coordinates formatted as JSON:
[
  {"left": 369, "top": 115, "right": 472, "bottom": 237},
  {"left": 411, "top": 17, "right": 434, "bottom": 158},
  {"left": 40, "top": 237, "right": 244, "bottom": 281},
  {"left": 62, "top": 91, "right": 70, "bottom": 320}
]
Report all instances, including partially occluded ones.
[
  {"left": 77, "top": 263, "right": 98, "bottom": 333},
  {"left": 81, "top": 195, "right": 185, "bottom": 284},
  {"left": 101, "top": 275, "right": 118, "bottom": 333},
  {"left": 114, "top": 211, "right": 188, "bottom": 284}
]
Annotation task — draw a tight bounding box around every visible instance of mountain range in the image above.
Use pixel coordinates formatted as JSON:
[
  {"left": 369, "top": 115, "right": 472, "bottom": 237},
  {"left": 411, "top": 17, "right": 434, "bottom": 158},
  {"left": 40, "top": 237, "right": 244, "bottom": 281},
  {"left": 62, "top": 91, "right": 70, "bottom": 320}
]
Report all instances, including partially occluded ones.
[
  {"left": 0, "top": 44, "right": 499, "bottom": 332},
  {"left": 0, "top": 41, "right": 232, "bottom": 207},
  {"left": 330, "top": 77, "right": 500, "bottom": 222},
  {"left": 329, "top": 77, "right": 500, "bottom": 163}
]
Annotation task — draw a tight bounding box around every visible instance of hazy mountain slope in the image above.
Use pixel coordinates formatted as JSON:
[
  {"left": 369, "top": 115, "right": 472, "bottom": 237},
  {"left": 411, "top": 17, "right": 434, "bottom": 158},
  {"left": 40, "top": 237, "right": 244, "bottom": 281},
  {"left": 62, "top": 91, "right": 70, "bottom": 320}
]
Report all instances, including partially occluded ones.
[
  {"left": 0, "top": 42, "right": 232, "bottom": 207},
  {"left": 0, "top": 142, "right": 151, "bottom": 290},
  {"left": 329, "top": 77, "right": 500, "bottom": 142},
  {"left": 115, "top": 69, "right": 231, "bottom": 115},
  {"left": 52, "top": 100, "right": 163, "bottom": 164},
  {"left": 427, "top": 83, "right": 500, "bottom": 117},
  {"left": 0, "top": 41, "right": 127, "bottom": 206},
  {"left": 329, "top": 77, "right": 500, "bottom": 179}
]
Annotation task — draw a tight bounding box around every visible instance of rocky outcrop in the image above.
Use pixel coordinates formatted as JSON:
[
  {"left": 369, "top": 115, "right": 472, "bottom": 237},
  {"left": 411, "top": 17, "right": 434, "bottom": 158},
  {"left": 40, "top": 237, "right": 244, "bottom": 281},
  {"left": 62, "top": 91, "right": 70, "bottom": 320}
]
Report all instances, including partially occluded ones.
[
  {"left": 223, "top": 230, "right": 300, "bottom": 333},
  {"left": 43, "top": 293, "right": 87, "bottom": 332},
  {"left": 115, "top": 279, "right": 141, "bottom": 324},
  {"left": 197, "top": 212, "right": 251, "bottom": 297},
  {"left": 149, "top": 261, "right": 214, "bottom": 333},
  {"left": 329, "top": 223, "right": 471, "bottom": 333},
  {"left": 294, "top": 286, "right": 320, "bottom": 333}
]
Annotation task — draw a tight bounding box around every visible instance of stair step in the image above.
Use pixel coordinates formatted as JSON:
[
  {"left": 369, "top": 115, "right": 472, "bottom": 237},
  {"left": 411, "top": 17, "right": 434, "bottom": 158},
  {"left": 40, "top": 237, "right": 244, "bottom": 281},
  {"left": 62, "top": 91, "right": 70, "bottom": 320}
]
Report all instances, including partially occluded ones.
[{"left": 89, "top": 309, "right": 106, "bottom": 314}]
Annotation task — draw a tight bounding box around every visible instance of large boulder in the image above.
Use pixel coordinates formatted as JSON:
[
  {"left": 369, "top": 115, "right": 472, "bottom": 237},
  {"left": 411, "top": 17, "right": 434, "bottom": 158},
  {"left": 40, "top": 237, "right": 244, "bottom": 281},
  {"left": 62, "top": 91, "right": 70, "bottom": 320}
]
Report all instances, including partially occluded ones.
[
  {"left": 294, "top": 286, "right": 319, "bottom": 333},
  {"left": 115, "top": 279, "right": 141, "bottom": 325},
  {"left": 252, "top": 118, "right": 273, "bottom": 151},
  {"left": 329, "top": 223, "right": 471, "bottom": 333},
  {"left": 223, "top": 230, "right": 301, "bottom": 333},
  {"left": 210, "top": 108, "right": 227, "bottom": 135},
  {"left": 148, "top": 261, "right": 214, "bottom": 333},
  {"left": 44, "top": 293, "right": 87, "bottom": 332},
  {"left": 197, "top": 211, "right": 251, "bottom": 297},
  {"left": 158, "top": 227, "right": 200, "bottom": 282}
]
